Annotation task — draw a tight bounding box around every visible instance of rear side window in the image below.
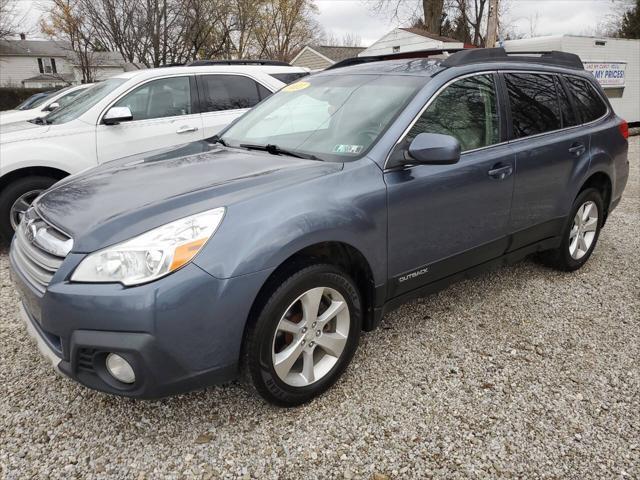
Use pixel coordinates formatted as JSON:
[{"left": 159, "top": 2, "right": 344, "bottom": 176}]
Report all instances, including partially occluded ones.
[
  {"left": 555, "top": 76, "right": 578, "bottom": 128},
  {"left": 407, "top": 74, "right": 500, "bottom": 152},
  {"left": 504, "top": 73, "right": 561, "bottom": 138},
  {"left": 564, "top": 76, "right": 607, "bottom": 123},
  {"left": 270, "top": 72, "right": 309, "bottom": 84},
  {"left": 198, "top": 75, "right": 268, "bottom": 112}
]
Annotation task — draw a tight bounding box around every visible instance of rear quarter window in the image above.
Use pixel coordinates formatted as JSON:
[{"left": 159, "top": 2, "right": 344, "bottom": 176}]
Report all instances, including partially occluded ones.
[
  {"left": 270, "top": 72, "right": 310, "bottom": 84},
  {"left": 564, "top": 76, "right": 608, "bottom": 123}
]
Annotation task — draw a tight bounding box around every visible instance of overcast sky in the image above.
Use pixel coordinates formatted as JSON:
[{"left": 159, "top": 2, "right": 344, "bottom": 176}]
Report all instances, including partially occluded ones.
[{"left": 15, "top": 0, "right": 629, "bottom": 46}]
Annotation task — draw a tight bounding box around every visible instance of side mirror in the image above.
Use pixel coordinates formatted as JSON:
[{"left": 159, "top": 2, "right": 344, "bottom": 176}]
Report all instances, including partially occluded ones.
[
  {"left": 407, "top": 132, "right": 461, "bottom": 165},
  {"left": 45, "top": 102, "right": 60, "bottom": 112},
  {"left": 103, "top": 106, "right": 133, "bottom": 125}
]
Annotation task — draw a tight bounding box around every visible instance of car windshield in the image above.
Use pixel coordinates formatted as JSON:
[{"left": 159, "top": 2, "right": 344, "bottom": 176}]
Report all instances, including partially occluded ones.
[
  {"left": 45, "top": 78, "right": 126, "bottom": 125},
  {"left": 221, "top": 74, "right": 426, "bottom": 161},
  {"left": 16, "top": 91, "right": 56, "bottom": 110}
]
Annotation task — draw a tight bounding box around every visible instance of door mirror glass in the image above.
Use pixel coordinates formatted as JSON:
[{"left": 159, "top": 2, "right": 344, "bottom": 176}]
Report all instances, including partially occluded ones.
[
  {"left": 408, "top": 132, "right": 461, "bottom": 165},
  {"left": 103, "top": 106, "right": 133, "bottom": 125},
  {"left": 45, "top": 102, "right": 60, "bottom": 112}
]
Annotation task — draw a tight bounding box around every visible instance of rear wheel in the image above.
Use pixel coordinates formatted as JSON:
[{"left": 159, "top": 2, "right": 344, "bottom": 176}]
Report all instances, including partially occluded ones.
[
  {"left": 0, "top": 176, "right": 59, "bottom": 241},
  {"left": 245, "top": 264, "right": 362, "bottom": 406},
  {"left": 538, "top": 188, "right": 604, "bottom": 271}
]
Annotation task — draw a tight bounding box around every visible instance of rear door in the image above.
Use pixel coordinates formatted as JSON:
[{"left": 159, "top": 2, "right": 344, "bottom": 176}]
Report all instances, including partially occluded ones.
[
  {"left": 504, "top": 71, "right": 590, "bottom": 248},
  {"left": 96, "top": 75, "right": 203, "bottom": 163},
  {"left": 196, "top": 74, "right": 272, "bottom": 139},
  {"left": 385, "top": 73, "right": 515, "bottom": 297}
]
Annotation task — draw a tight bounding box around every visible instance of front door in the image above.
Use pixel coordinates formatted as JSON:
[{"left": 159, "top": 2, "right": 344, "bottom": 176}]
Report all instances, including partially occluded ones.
[
  {"left": 96, "top": 75, "right": 203, "bottom": 163},
  {"left": 385, "top": 73, "right": 515, "bottom": 297}
]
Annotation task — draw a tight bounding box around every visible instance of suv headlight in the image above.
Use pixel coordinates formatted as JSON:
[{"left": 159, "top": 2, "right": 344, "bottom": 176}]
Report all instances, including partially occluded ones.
[{"left": 71, "top": 207, "right": 225, "bottom": 285}]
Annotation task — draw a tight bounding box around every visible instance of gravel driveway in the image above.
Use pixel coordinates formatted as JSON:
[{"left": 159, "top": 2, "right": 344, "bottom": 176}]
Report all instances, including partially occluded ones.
[{"left": 1, "top": 137, "right": 638, "bottom": 480}]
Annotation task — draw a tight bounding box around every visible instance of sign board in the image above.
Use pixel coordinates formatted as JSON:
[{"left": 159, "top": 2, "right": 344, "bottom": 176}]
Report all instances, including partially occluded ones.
[{"left": 583, "top": 62, "right": 626, "bottom": 88}]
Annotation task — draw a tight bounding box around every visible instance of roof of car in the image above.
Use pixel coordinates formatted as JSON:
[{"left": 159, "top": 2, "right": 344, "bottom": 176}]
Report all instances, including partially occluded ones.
[{"left": 111, "top": 64, "right": 309, "bottom": 81}]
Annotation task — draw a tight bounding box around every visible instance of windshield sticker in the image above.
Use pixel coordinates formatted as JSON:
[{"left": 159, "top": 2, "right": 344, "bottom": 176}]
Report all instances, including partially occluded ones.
[
  {"left": 282, "top": 81, "right": 310, "bottom": 92},
  {"left": 333, "top": 144, "right": 363, "bottom": 155}
]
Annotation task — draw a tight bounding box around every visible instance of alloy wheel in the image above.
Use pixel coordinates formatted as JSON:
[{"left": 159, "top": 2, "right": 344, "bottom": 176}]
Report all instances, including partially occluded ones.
[
  {"left": 271, "top": 286, "right": 350, "bottom": 387},
  {"left": 10, "top": 189, "right": 42, "bottom": 231},
  {"left": 569, "top": 200, "right": 598, "bottom": 260}
]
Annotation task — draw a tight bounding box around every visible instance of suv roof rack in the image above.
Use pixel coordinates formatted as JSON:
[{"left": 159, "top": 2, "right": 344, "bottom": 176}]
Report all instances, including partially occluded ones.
[
  {"left": 327, "top": 49, "right": 454, "bottom": 70},
  {"left": 188, "top": 59, "right": 291, "bottom": 67},
  {"left": 440, "top": 47, "right": 584, "bottom": 70}
]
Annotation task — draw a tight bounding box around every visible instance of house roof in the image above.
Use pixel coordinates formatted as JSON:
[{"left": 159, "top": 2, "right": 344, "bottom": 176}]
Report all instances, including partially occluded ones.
[
  {"left": 398, "top": 28, "right": 460, "bottom": 44},
  {"left": 22, "top": 73, "right": 74, "bottom": 83},
  {"left": 0, "top": 39, "right": 68, "bottom": 57},
  {"left": 310, "top": 45, "right": 367, "bottom": 62}
]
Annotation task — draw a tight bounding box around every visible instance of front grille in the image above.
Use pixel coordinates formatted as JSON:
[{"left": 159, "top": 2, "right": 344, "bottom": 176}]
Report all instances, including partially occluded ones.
[
  {"left": 77, "top": 348, "right": 96, "bottom": 373},
  {"left": 11, "top": 208, "right": 72, "bottom": 293}
]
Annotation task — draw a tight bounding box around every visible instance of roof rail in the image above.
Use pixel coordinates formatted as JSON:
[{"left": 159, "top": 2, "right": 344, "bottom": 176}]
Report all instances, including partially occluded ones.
[
  {"left": 440, "top": 47, "right": 584, "bottom": 70},
  {"left": 188, "top": 59, "right": 291, "bottom": 67},
  {"left": 327, "top": 49, "right": 455, "bottom": 70}
]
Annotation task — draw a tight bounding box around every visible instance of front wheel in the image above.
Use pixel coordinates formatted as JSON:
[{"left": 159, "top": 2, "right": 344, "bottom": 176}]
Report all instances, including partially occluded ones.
[
  {"left": 538, "top": 188, "right": 604, "bottom": 271},
  {"left": 0, "top": 176, "right": 59, "bottom": 241},
  {"left": 245, "top": 264, "right": 362, "bottom": 406}
]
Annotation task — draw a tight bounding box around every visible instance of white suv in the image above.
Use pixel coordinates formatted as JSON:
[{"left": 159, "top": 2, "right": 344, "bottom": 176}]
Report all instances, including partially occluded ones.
[
  {"left": 0, "top": 83, "right": 93, "bottom": 126},
  {"left": 0, "top": 63, "right": 308, "bottom": 238}
]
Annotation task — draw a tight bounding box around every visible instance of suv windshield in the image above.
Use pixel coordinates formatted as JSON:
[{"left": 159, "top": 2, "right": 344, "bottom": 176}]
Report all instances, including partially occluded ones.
[
  {"left": 221, "top": 74, "right": 426, "bottom": 161},
  {"left": 45, "top": 78, "right": 126, "bottom": 125}
]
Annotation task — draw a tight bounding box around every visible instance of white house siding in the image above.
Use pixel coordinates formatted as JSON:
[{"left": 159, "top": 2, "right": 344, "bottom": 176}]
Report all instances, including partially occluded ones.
[
  {"left": 0, "top": 55, "right": 68, "bottom": 87},
  {"left": 358, "top": 29, "right": 463, "bottom": 57},
  {"left": 505, "top": 35, "right": 640, "bottom": 123},
  {"left": 291, "top": 49, "right": 332, "bottom": 70}
]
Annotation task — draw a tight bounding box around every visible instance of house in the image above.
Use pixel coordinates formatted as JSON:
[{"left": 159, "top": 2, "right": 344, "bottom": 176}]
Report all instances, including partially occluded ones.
[
  {"left": 504, "top": 35, "right": 640, "bottom": 123},
  {"left": 291, "top": 45, "right": 366, "bottom": 70},
  {"left": 0, "top": 36, "right": 127, "bottom": 88},
  {"left": 357, "top": 28, "right": 464, "bottom": 57}
]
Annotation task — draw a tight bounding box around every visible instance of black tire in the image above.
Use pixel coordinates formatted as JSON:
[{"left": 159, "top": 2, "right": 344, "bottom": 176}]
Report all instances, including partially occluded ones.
[
  {"left": 0, "top": 176, "right": 59, "bottom": 241},
  {"left": 538, "top": 188, "right": 604, "bottom": 271},
  {"left": 245, "top": 264, "right": 362, "bottom": 407}
]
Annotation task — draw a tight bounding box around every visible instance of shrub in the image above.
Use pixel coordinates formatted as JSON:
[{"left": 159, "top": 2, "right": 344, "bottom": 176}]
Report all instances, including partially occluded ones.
[{"left": 0, "top": 87, "right": 56, "bottom": 111}]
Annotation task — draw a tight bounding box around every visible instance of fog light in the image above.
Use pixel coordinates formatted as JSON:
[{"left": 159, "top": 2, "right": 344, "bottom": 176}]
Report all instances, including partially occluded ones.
[{"left": 105, "top": 353, "right": 135, "bottom": 384}]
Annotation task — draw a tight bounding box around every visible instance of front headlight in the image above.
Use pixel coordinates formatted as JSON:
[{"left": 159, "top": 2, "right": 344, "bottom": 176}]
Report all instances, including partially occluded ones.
[{"left": 71, "top": 207, "right": 225, "bottom": 285}]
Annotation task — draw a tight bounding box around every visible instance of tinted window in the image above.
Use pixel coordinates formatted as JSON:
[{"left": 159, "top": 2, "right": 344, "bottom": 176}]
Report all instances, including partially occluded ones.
[
  {"left": 257, "top": 83, "right": 272, "bottom": 100},
  {"left": 505, "top": 73, "right": 561, "bottom": 138},
  {"left": 555, "top": 76, "right": 577, "bottom": 128},
  {"left": 270, "top": 72, "right": 309, "bottom": 84},
  {"left": 113, "top": 76, "right": 191, "bottom": 121},
  {"left": 407, "top": 74, "right": 500, "bottom": 151},
  {"left": 199, "top": 75, "right": 263, "bottom": 112},
  {"left": 565, "top": 76, "right": 607, "bottom": 123}
]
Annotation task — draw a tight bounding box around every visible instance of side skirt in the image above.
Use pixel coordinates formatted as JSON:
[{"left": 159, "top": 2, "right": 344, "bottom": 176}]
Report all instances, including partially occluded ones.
[{"left": 369, "top": 235, "right": 561, "bottom": 330}]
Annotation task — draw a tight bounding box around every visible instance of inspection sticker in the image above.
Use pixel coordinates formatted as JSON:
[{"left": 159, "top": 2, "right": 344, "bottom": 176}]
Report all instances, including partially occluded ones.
[
  {"left": 282, "top": 81, "right": 310, "bottom": 92},
  {"left": 333, "top": 144, "right": 363, "bottom": 154}
]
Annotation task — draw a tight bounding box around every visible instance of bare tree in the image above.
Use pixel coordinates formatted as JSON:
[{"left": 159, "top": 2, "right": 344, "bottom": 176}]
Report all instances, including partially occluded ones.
[
  {"left": 0, "top": 0, "right": 21, "bottom": 39},
  {"left": 323, "top": 31, "right": 363, "bottom": 47},
  {"left": 40, "top": 0, "right": 100, "bottom": 83}
]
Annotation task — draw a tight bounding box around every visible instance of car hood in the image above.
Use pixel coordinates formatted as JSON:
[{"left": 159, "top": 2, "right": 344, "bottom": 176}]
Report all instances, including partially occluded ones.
[
  {"left": 35, "top": 141, "right": 342, "bottom": 252},
  {"left": 0, "top": 109, "right": 38, "bottom": 126},
  {"left": 0, "top": 120, "right": 48, "bottom": 139}
]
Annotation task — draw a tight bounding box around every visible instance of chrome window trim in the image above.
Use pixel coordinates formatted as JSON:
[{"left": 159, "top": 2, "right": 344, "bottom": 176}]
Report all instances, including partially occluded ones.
[{"left": 383, "top": 69, "right": 611, "bottom": 171}]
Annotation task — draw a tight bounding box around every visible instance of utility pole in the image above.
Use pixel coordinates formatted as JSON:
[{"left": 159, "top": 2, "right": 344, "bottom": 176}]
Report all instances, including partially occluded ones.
[{"left": 486, "top": 0, "right": 499, "bottom": 48}]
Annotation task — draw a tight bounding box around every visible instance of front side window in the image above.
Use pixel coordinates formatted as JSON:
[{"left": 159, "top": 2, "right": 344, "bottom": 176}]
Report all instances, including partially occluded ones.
[
  {"left": 564, "top": 76, "right": 607, "bottom": 123},
  {"left": 221, "top": 74, "right": 425, "bottom": 162},
  {"left": 113, "top": 76, "right": 191, "bottom": 121},
  {"left": 199, "top": 75, "right": 267, "bottom": 112},
  {"left": 407, "top": 74, "right": 500, "bottom": 152},
  {"left": 505, "top": 73, "right": 561, "bottom": 138}
]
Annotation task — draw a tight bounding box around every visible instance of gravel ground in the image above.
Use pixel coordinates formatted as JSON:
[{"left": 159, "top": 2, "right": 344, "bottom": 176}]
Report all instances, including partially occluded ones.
[{"left": 1, "top": 138, "right": 638, "bottom": 480}]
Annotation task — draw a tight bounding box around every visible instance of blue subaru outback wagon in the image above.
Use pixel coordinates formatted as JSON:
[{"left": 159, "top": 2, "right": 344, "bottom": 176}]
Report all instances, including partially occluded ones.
[{"left": 10, "top": 48, "right": 629, "bottom": 406}]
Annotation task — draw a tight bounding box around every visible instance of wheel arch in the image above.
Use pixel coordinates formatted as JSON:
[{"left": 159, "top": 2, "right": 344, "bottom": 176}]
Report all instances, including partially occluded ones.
[
  {"left": 245, "top": 241, "right": 378, "bottom": 339},
  {"left": 0, "top": 166, "right": 70, "bottom": 193},
  {"left": 579, "top": 170, "right": 612, "bottom": 223}
]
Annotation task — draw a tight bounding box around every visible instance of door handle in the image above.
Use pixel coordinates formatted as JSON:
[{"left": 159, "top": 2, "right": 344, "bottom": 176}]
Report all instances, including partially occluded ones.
[
  {"left": 488, "top": 164, "right": 513, "bottom": 180},
  {"left": 568, "top": 143, "right": 585, "bottom": 155},
  {"left": 176, "top": 126, "right": 198, "bottom": 134}
]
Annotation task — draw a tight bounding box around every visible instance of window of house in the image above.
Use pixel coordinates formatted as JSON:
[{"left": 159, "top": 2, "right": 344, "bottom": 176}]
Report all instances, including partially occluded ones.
[
  {"left": 406, "top": 74, "right": 500, "bottom": 152},
  {"left": 564, "top": 76, "right": 607, "bottom": 123},
  {"left": 37, "top": 57, "right": 58, "bottom": 74},
  {"left": 198, "top": 75, "right": 266, "bottom": 112},
  {"left": 504, "top": 73, "right": 561, "bottom": 138},
  {"left": 112, "top": 76, "right": 191, "bottom": 121},
  {"left": 392, "top": 46, "right": 400, "bottom": 53}
]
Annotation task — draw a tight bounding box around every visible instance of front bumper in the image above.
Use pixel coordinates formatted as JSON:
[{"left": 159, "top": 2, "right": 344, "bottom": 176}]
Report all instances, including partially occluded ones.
[{"left": 11, "top": 250, "right": 273, "bottom": 399}]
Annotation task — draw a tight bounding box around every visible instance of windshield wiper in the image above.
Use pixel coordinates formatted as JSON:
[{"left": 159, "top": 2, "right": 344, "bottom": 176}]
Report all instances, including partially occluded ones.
[
  {"left": 239, "top": 143, "right": 321, "bottom": 161},
  {"left": 209, "top": 135, "right": 227, "bottom": 146}
]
